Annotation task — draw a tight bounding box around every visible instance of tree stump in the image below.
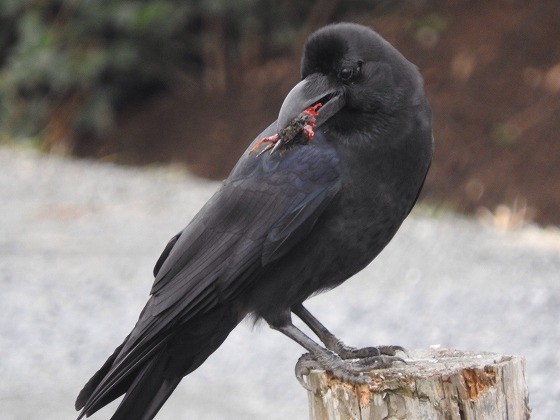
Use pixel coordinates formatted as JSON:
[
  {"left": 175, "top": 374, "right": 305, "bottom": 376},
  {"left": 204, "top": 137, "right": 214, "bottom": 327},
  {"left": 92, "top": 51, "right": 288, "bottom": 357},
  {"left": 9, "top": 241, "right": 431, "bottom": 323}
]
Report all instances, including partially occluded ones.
[{"left": 306, "top": 348, "right": 530, "bottom": 420}]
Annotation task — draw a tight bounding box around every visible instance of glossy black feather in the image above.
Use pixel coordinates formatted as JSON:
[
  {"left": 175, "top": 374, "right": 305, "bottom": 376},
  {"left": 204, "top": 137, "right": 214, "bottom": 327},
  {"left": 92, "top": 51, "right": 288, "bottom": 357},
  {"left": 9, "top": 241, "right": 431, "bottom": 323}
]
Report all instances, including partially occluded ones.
[
  {"left": 76, "top": 22, "right": 433, "bottom": 420},
  {"left": 152, "top": 231, "right": 182, "bottom": 277},
  {"left": 77, "top": 126, "right": 341, "bottom": 419}
]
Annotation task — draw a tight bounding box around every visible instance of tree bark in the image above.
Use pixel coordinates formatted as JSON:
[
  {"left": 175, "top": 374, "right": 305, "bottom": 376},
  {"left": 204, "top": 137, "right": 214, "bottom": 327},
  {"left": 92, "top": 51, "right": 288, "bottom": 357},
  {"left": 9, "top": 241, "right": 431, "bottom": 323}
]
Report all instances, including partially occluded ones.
[{"left": 306, "top": 348, "right": 530, "bottom": 420}]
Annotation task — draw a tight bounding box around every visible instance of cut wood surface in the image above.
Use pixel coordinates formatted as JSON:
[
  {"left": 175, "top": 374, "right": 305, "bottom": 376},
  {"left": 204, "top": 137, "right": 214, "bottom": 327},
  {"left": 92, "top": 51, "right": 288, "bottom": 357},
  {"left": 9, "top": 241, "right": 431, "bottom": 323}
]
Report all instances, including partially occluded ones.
[{"left": 306, "top": 348, "right": 530, "bottom": 420}]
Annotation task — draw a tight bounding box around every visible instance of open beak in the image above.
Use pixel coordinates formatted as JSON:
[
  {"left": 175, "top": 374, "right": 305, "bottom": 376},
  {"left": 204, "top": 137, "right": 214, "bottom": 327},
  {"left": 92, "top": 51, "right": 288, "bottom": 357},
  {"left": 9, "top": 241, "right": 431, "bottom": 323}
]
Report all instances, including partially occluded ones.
[{"left": 277, "top": 73, "right": 345, "bottom": 132}]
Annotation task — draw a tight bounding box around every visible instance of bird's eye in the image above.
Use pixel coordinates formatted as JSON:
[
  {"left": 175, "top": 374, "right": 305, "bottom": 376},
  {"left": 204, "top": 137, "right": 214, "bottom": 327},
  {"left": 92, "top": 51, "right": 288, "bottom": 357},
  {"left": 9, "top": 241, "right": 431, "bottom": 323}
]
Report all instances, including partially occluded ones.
[
  {"left": 339, "top": 67, "right": 354, "bottom": 81},
  {"left": 339, "top": 61, "right": 362, "bottom": 82}
]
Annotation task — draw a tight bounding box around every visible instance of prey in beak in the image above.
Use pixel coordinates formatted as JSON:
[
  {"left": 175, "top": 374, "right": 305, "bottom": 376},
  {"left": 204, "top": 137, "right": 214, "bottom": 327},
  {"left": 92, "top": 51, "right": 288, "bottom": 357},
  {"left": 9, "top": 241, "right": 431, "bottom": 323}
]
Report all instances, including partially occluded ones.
[
  {"left": 250, "top": 74, "right": 346, "bottom": 156},
  {"left": 250, "top": 103, "right": 322, "bottom": 156}
]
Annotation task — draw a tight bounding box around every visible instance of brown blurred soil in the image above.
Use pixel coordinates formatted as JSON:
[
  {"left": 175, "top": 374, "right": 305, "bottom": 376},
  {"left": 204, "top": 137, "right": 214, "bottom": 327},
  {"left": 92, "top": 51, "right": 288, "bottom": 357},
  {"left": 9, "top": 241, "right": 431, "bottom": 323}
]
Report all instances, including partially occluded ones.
[{"left": 78, "top": 1, "right": 560, "bottom": 226}]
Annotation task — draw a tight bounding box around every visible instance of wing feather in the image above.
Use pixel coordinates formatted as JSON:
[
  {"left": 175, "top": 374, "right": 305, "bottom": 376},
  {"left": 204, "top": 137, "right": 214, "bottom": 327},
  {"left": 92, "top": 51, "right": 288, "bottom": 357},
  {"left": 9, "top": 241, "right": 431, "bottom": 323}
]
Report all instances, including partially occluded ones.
[{"left": 83, "top": 129, "right": 340, "bottom": 410}]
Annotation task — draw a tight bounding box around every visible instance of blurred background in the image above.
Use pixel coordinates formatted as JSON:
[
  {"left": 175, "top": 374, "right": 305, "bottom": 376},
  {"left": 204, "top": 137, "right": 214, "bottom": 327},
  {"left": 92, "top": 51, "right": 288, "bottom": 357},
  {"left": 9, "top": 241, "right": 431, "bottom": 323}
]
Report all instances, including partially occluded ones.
[
  {"left": 1, "top": 0, "right": 559, "bottom": 226},
  {"left": 1, "top": 1, "right": 560, "bottom": 419}
]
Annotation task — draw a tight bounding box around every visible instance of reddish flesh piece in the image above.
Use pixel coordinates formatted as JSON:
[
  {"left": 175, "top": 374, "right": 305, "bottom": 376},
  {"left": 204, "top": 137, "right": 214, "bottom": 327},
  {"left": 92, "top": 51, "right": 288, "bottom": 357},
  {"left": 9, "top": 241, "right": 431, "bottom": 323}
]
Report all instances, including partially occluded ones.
[
  {"left": 250, "top": 103, "right": 323, "bottom": 155},
  {"left": 303, "top": 103, "right": 322, "bottom": 117},
  {"left": 301, "top": 103, "right": 322, "bottom": 139},
  {"left": 249, "top": 134, "right": 280, "bottom": 154}
]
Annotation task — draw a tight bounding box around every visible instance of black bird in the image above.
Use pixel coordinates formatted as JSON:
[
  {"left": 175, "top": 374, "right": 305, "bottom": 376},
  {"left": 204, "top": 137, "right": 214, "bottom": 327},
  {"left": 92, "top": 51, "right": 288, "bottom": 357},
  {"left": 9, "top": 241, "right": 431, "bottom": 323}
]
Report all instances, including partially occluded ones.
[{"left": 76, "top": 22, "right": 433, "bottom": 420}]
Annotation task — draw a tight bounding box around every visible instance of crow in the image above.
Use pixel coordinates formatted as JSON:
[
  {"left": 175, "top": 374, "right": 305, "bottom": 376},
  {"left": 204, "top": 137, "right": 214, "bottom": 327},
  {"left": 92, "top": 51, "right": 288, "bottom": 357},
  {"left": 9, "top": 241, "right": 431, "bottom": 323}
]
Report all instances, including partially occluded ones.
[{"left": 76, "top": 22, "right": 433, "bottom": 420}]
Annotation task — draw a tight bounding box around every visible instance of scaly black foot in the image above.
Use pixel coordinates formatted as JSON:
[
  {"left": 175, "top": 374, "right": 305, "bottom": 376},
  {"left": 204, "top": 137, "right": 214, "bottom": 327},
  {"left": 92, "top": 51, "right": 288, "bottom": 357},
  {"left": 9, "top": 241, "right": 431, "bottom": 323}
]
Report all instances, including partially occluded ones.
[
  {"left": 332, "top": 342, "right": 407, "bottom": 359},
  {"left": 295, "top": 351, "right": 405, "bottom": 390},
  {"left": 291, "top": 304, "right": 407, "bottom": 359},
  {"left": 271, "top": 307, "right": 407, "bottom": 390}
]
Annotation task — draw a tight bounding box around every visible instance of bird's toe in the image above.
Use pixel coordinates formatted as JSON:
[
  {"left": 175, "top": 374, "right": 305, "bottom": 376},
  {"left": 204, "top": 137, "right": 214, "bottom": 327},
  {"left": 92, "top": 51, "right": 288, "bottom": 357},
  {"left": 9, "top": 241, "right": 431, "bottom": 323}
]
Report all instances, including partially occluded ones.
[
  {"left": 336, "top": 343, "right": 407, "bottom": 359},
  {"left": 349, "top": 354, "right": 406, "bottom": 372}
]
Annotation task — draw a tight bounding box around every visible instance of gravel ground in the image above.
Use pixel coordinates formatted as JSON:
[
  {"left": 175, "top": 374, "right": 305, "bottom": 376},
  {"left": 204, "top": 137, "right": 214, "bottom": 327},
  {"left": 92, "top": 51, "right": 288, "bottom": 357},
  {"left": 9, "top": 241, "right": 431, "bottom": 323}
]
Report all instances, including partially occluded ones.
[{"left": 1, "top": 146, "right": 559, "bottom": 420}]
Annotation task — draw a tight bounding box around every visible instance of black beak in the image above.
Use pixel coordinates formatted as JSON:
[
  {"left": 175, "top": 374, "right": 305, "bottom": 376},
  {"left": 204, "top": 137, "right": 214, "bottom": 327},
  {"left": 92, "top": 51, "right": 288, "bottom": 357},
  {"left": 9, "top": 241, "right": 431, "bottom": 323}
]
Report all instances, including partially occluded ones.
[{"left": 277, "top": 73, "right": 345, "bottom": 132}]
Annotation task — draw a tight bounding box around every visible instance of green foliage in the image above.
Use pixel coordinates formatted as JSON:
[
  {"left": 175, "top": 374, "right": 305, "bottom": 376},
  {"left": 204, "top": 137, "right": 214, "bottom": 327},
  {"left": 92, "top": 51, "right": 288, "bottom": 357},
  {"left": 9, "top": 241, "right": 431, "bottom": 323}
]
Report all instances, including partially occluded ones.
[
  {"left": 0, "top": 0, "right": 197, "bottom": 139},
  {"left": 491, "top": 123, "right": 520, "bottom": 148},
  {"left": 408, "top": 12, "right": 449, "bottom": 49},
  {"left": 0, "top": 0, "right": 379, "bottom": 144}
]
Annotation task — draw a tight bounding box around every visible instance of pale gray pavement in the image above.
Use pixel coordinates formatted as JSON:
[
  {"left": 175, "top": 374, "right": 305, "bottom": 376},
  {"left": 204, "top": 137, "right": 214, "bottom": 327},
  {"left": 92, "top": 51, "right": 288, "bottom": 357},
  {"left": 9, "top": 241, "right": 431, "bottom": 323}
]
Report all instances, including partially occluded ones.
[{"left": 1, "top": 146, "right": 559, "bottom": 419}]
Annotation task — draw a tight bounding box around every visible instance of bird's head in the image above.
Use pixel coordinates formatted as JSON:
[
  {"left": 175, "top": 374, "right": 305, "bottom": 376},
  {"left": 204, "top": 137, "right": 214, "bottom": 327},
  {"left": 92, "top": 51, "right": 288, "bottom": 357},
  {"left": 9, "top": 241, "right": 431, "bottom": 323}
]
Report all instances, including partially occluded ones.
[{"left": 278, "top": 23, "right": 430, "bottom": 142}]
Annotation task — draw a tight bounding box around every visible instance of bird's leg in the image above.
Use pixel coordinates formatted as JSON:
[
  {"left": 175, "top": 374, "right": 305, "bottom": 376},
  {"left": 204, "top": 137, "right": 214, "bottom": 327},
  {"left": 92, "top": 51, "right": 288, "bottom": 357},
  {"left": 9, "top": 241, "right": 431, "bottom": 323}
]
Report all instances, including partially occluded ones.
[
  {"left": 292, "top": 303, "right": 405, "bottom": 359},
  {"left": 268, "top": 311, "right": 402, "bottom": 389}
]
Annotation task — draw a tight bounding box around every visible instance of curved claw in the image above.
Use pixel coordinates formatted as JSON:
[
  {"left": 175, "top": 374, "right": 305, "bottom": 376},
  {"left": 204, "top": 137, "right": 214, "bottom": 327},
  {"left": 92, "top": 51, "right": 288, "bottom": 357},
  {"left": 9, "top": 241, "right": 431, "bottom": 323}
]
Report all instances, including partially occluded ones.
[
  {"left": 293, "top": 348, "right": 408, "bottom": 389},
  {"left": 295, "top": 351, "right": 374, "bottom": 388},
  {"left": 295, "top": 353, "right": 320, "bottom": 391}
]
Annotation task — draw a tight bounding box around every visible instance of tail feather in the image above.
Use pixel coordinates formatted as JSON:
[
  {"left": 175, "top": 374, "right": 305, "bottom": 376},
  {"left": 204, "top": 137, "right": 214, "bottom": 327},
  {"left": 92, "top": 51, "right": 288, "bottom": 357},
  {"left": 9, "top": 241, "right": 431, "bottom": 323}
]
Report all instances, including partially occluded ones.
[
  {"left": 76, "top": 306, "right": 239, "bottom": 419},
  {"left": 109, "top": 351, "right": 181, "bottom": 420},
  {"left": 75, "top": 335, "right": 130, "bottom": 411},
  {"left": 78, "top": 339, "right": 166, "bottom": 418}
]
